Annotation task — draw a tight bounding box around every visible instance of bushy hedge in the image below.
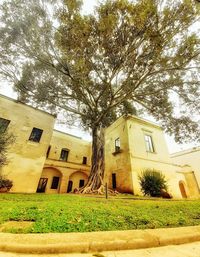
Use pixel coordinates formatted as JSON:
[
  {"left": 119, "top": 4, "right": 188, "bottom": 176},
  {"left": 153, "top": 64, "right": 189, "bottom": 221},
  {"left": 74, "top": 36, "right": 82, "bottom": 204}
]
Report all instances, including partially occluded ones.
[
  {"left": 0, "top": 127, "right": 15, "bottom": 168},
  {"left": 0, "top": 175, "right": 13, "bottom": 191},
  {"left": 138, "top": 169, "right": 167, "bottom": 197}
]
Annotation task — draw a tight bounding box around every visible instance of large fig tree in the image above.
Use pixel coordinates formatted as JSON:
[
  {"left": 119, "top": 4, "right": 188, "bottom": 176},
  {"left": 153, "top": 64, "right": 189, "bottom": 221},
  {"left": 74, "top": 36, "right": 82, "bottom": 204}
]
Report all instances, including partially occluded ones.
[{"left": 0, "top": 0, "right": 200, "bottom": 193}]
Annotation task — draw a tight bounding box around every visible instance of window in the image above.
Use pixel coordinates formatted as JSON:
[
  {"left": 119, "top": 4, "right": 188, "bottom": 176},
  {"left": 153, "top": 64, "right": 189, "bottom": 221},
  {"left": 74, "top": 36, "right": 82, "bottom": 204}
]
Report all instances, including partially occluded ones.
[
  {"left": 112, "top": 173, "right": 117, "bottom": 189},
  {"left": 46, "top": 145, "right": 51, "bottom": 158},
  {"left": 51, "top": 176, "right": 60, "bottom": 189},
  {"left": 144, "top": 135, "right": 154, "bottom": 152},
  {"left": 82, "top": 157, "right": 87, "bottom": 165},
  {"left": 79, "top": 179, "right": 85, "bottom": 188},
  {"left": 0, "top": 118, "right": 10, "bottom": 133},
  {"left": 29, "top": 127, "right": 43, "bottom": 142},
  {"left": 60, "top": 149, "right": 69, "bottom": 161},
  {"left": 115, "top": 138, "right": 120, "bottom": 152}
]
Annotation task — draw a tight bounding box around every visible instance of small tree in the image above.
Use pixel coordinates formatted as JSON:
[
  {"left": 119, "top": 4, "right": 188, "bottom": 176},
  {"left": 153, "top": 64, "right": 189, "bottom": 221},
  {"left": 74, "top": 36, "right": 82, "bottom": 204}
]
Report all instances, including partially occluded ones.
[
  {"left": 0, "top": 125, "right": 15, "bottom": 191},
  {"left": 138, "top": 169, "right": 167, "bottom": 197},
  {"left": 0, "top": 128, "right": 14, "bottom": 168},
  {"left": 0, "top": 176, "right": 13, "bottom": 191}
]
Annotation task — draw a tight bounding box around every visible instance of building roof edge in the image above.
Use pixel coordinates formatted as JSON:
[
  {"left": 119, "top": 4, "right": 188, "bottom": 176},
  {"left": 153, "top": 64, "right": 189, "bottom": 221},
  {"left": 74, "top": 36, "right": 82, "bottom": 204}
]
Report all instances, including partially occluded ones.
[{"left": 0, "top": 93, "right": 56, "bottom": 118}]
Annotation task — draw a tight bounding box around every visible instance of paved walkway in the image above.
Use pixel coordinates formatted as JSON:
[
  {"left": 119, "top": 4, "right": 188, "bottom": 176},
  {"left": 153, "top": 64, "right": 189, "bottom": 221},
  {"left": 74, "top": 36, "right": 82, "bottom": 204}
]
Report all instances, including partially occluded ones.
[
  {"left": 1, "top": 226, "right": 200, "bottom": 254},
  {"left": 1, "top": 241, "right": 200, "bottom": 257}
]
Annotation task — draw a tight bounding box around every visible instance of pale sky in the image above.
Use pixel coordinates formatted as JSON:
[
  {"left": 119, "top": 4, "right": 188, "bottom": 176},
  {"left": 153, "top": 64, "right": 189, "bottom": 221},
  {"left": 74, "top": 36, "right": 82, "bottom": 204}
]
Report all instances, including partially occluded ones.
[
  {"left": 0, "top": 0, "right": 199, "bottom": 153},
  {"left": 82, "top": 0, "right": 98, "bottom": 14}
]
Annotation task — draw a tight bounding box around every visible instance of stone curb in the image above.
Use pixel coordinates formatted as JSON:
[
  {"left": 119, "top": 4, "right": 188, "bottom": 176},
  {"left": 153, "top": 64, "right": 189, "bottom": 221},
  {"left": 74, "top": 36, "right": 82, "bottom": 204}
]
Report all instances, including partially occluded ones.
[{"left": 0, "top": 226, "right": 200, "bottom": 254}]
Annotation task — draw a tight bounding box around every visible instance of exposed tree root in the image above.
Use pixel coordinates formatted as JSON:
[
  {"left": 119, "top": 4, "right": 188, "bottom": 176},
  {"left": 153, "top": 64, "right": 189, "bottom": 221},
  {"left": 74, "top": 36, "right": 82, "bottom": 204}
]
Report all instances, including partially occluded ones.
[{"left": 77, "top": 184, "right": 119, "bottom": 196}]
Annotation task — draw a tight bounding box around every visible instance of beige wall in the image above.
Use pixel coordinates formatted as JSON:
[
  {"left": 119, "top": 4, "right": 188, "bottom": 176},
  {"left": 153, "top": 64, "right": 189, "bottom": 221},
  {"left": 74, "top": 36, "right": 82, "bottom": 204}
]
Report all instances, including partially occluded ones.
[
  {"left": 41, "top": 130, "right": 91, "bottom": 193},
  {"left": 43, "top": 161, "right": 90, "bottom": 193},
  {"left": 171, "top": 148, "right": 200, "bottom": 189},
  {"left": 40, "top": 167, "right": 62, "bottom": 194},
  {"left": 40, "top": 167, "right": 89, "bottom": 194},
  {"left": 184, "top": 171, "right": 199, "bottom": 198},
  {"left": 104, "top": 115, "right": 198, "bottom": 198},
  {"left": 126, "top": 116, "right": 185, "bottom": 198},
  {"left": 68, "top": 171, "right": 88, "bottom": 192},
  {"left": 126, "top": 116, "right": 171, "bottom": 164},
  {"left": 47, "top": 130, "right": 91, "bottom": 166},
  {"left": 131, "top": 159, "right": 186, "bottom": 198},
  {"left": 105, "top": 116, "right": 133, "bottom": 193},
  {"left": 0, "top": 95, "right": 55, "bottom": 193}
]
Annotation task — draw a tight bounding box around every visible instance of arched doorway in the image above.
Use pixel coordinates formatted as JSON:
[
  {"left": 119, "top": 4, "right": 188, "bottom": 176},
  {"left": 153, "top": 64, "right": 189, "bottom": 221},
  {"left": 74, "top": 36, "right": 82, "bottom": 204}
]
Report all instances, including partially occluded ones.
[
  {"left": 37, "top": 167, "right": 62, "bottom": 193},
  {"left": 67, "top": 171, "right": 88, "bottom": 193},
  {"left": 179, "top": 181, "right": 187, "bottom": 198}
]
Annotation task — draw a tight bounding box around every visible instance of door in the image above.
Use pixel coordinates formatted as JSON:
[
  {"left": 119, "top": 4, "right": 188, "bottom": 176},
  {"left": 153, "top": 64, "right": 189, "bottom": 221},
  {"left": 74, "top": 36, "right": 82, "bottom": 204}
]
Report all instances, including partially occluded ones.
[
  {"left": 67, "top": 180, "right": 73, "bottom": 193},
  {"left": 112, "top": 173, "right": 117, "bottom": 189},
  {"left": 79, "top": 179, "right": 85, "bottom": 188},
  {"left": 37, "top": 178, "right": 48, "bottom": 193},
  {"left": 179, "top": 181, "right": 187, "bottom": 198}
]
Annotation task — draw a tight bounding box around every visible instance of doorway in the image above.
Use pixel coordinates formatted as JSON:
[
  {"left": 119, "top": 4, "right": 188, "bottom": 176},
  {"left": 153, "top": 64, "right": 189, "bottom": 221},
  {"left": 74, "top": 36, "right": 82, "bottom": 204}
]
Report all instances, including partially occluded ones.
[
  {"left": 37, "top": 178, "right": 48, "bottom": 193},
  {"left": 79, "top": 179, "right": 85, "bottom": 188},
  {"left": 112, "top": 173, "right": 117, "bottom": 189},
  {"left": 179, "top": 181, "right": 187, "bottom": 198},
  {"left": 67, "top": 180, "right": 73, "bottom": 193}
]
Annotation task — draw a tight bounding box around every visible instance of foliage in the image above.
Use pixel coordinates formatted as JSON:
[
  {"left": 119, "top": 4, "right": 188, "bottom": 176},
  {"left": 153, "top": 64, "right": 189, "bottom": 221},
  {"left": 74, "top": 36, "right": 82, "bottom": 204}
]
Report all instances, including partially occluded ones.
[
  {"left": 0, "top": 124, "right": 15, "bottom": 191},
  {"left": 0, "top": 0, "right": 199, "bottom": 139},
  {"left": 1, "top": 194, "right": 200, "bottom": 233},
  {"left": 0, "top": 175, "right": 13, "bottom": 190},
  {"left": 138, "top": 169, "right": 168, "bottom": 197},
  {"left": 0, "top": 0, "right": 200, "bottom": 190},
  {"left": 0, "top": 126, "right": 15, "bottom": 168}
]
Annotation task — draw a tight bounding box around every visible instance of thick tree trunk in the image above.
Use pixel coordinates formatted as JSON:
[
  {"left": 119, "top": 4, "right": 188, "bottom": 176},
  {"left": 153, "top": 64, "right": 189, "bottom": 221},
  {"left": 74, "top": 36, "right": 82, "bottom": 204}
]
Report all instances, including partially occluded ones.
[{"left": 80, "top": 126, "right": 105, "bottom": 194}]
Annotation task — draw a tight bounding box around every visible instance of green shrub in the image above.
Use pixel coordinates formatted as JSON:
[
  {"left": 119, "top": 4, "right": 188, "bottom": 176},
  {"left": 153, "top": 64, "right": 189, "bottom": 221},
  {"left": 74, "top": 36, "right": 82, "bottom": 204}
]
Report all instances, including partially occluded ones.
[
  {"left": 0, "top": 175, "right": 13, "bottom": 190},
  {"left": 138, "top": 169, "right": 167, "bottom": 197},
  {"left": 0, "top": 128, "right": 15, "bottom": 168}
]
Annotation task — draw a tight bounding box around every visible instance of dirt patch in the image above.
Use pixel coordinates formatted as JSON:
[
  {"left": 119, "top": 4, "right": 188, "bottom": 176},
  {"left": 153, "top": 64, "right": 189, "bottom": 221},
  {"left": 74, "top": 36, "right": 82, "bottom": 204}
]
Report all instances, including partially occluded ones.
[{"left": 0, "top": 221, "right": 34, "bottom": 232}]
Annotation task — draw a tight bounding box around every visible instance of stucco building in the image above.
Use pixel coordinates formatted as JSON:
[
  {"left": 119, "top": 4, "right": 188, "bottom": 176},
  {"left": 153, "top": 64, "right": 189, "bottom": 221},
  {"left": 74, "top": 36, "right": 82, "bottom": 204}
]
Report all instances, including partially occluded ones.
[
  {"left": 40, "top": 130, "right": 91, "bottom": 194},
  {"left": 0, "top": 95, "right": 55, "bottom": 193},
  {"left": 104, "top": 116, "right": 200, "bottom": 198},
  {"left": 0, "top": 94, "right": 199, "bottom": 198},
  {"left": 171, "top": 147, "right": 200, "bottom": 195},
  {"left": 0, "top": 94, "right": 91, "bottom": 194}
]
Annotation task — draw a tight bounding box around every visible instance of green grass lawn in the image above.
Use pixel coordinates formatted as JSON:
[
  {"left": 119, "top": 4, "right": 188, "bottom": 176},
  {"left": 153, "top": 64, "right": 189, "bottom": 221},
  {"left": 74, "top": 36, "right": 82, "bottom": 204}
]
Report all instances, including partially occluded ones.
[{"left": 1, "top": 193, "right": 200, "bottom": 233}]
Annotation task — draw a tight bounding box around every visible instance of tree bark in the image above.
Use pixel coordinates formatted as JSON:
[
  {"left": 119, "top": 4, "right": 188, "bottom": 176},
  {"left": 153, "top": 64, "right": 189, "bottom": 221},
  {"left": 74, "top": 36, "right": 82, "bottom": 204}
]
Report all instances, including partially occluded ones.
[{"left": 80, "top": 126, "right": 105, "bottom": 194}]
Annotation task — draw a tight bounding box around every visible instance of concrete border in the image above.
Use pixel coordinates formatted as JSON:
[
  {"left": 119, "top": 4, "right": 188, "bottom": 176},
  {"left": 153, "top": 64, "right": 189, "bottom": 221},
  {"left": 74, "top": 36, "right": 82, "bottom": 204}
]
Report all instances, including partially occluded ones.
[{"left": 1, "top": 226, "right": 200, "bottom": 254}]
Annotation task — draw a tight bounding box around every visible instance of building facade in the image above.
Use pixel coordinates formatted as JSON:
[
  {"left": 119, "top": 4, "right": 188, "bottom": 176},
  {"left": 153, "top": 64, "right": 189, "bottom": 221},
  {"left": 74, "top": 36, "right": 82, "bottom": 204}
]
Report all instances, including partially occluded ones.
[
  {"left": 104, "top": 116, "right": 200, "bottom": 198},
  {"left": 0, "top": 94, "right": 199, "bottom": 198},
  {"left": 0, "top": 94, "right": 91, "bottom": 194},
  {"left": 40, "top": 130, "right": 91, "bottom": 194},
  {"left": 0, "top": 95, "right": 55, "bottom": 193},
  {"left": 171, "top": 147, "right": 200, "bottom": 196}
]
